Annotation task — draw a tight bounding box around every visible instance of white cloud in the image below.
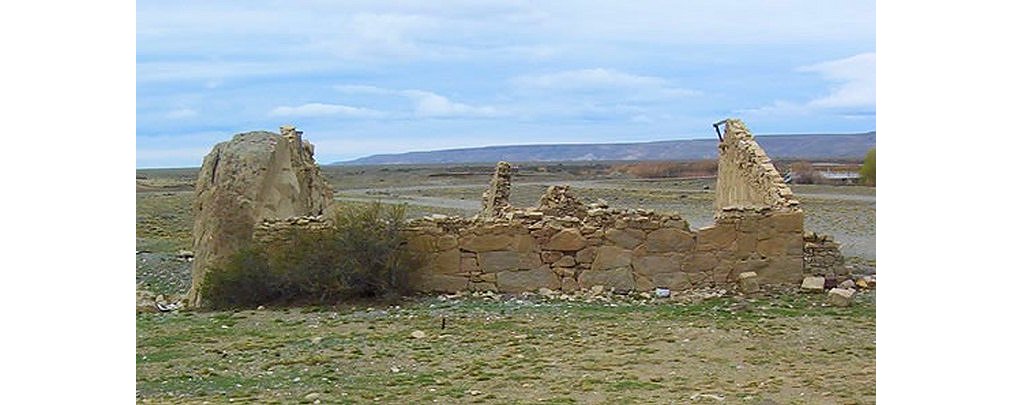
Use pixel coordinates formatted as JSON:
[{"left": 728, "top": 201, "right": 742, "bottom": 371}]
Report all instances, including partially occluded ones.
[
  {"left": 740, "top": 52, "right": 875, "bottom": 116},
  {"left": 514, "top": 68, "right": 666, "bottom": 90},
  {"left": 798, "top": 52, "right": 875, "bottom": 109},
  {"left": 269, "top": 103, "right": 384, "bottom": 118},
  {"left": 165, "top": 108, "right": 197, "bottom": 119},
  {"left": 401, "top": 90, "right": 501, "bottom": 118}
]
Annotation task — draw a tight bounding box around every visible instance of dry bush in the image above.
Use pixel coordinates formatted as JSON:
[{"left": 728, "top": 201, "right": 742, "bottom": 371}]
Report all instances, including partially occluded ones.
[{"left": 613, "top": 160, "right": 717, "bottom": 178}]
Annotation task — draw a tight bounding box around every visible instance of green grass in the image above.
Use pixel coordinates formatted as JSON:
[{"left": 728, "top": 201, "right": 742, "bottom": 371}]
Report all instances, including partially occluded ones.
[{"left": 138, "top": 291, "right": 875, "bottom": 403}]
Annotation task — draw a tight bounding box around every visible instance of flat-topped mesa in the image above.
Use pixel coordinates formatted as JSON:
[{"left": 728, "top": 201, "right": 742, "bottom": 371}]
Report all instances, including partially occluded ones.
[
  {"left": 714, "top": 119, "right": 800, "bottom": 217},
  {"left": 479, "top": 161, "right": 513, "bottom": 219},
  {"left": 186, "top": 125, "right": 334, "bottom": 307}
]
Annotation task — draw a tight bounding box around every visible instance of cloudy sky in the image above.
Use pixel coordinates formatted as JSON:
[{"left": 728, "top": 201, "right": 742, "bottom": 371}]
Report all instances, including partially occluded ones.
[{"left": 137, "top": 0, "right": 875, "bottom": 168}]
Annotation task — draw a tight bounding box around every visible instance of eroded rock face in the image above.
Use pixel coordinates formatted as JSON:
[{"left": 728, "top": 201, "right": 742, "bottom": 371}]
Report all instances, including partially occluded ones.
[{"left": 187, "top": 126, "right": 333, "bottom": 307}]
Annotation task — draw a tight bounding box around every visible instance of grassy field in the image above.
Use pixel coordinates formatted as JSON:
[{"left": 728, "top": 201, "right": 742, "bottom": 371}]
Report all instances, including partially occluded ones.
[{"left": 137, "top": 291, "right": 875, "bottom": 404}]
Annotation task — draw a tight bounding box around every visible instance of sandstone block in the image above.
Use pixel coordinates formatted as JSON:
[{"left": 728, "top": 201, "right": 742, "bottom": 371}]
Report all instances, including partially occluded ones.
[
  {"left": 591, "top": 245, "right": 632, "bottom": 271},
  {"left": 436, "top": 234, "right": 459, "bottom": 250},
  {"left": 460, "top": 234, "right": 513, "bottom": 252},
  {"left": 827, "top": 288, "right": 855, "bottom": 307},
  {"left": 407, "top": 234, "right": 439, "bottom": 253},
  {"left": 478, "top": 251, "right": 519, "bottom": 273},
  {"left": 545, "top": 228, "right": 588, "bottom": 251},
  {"left": 425, "top": 249, "right": 460, "bottom": 274},
  {"left": 839, "top": 279, "right": 856, "bottom": 290},
  {"left": 541, "top": 251, "right": 563, "bottom": 264},
  {"left": 575, "top": 247, "right": 596, "bottom": 264},
  {"left": 578, "top": 267, "right": 636, "bottom": 292},
  {"left": 650, "top": 272, "right": 692, "bottom": 291},
  {"left": 605, "top": 228, "right": 645, "bottom": 250},
  {"left": 554, "top": 256, "right": 577, "bottom": 268},
  {"left": 696, "top": 224, "right": 737, "bottom": 251},
  {"left": 513, "top": 234, "right": 537, "bottom": 252},
  {"left": 498, "top": 266, "right": 560, "bottom": 293},
  {"left": 560, "top": 277, "right": 578, "bottom": 293},
  {"left": 632, "top": 254, "right": 680, "bottom": 276},
  {"left": 683, "top": 252, "right": 718, "bottom": 272},
  {"left": 801, "top": 276, "right": 825, "bottom": 292},
  {"left": 769, "top": 211, "right": 804, "bottom": 233},
  {"left": 467, "top": 282, "right": 498, "bottom": 292},
  {"left": 645, "top": 228, "right": 695, "bottom": 253},
  {"left": 738, "top": 271, "right": 760, "bottom": 294},
  {"left": 460, "top": 256, "right": 479, "bottom": 273}
]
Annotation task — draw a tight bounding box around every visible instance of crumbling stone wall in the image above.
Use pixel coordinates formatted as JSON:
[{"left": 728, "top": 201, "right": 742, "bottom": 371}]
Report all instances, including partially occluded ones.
[
  {"left": 400, "top": 185, "right": 805, "bottom": 293},
  {"left": 252, "top": 216, "right": 332, "bottom": 245},
  {"left": 715, "top": 119, "right": 800, "bottom": 215},
  {"left": 803, "top": 232, "right": 847, "bottom": 277},
  {"left": 479, "top": 161, "right": 513, "bottom": 218}
]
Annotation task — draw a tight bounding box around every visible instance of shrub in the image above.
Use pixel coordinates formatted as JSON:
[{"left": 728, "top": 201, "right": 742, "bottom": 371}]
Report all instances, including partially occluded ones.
[
  {"left": 199, "top": 202, "right": 415, "bottom": 309},
  {"left": 860, "top": 148, "right": 875, "bottom": 186}
]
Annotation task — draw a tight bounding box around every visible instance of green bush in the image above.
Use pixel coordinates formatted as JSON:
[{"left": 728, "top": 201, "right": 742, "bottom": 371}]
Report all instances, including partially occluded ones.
[
  {"left": 199, "top": 202, "right": 415, "bottom": 309},
  {"left": 860, "top": 148, "right": 876, "bottom": 186}
]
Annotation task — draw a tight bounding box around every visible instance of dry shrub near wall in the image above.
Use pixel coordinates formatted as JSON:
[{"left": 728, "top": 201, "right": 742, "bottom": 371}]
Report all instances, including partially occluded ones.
[
  {"left": 613, "top": 160, "right": 718, "bottom": 179},
  {"left": 199, "top": 203, "right": 416, "bottom": 309}
]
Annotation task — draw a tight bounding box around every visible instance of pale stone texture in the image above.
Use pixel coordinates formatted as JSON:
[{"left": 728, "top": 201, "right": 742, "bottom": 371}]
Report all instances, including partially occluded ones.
[
  {"left": 498, "top": 267, "right": 560, "bottom": 293},
  {"left": 188, "top": 127, "right": 332, "bottom": 307},
  {"left": 827, "top": 288, "right": 855, "bottom": 307},
  {"left": 578, "top": 267, "right": 636, "bottom": 291}
]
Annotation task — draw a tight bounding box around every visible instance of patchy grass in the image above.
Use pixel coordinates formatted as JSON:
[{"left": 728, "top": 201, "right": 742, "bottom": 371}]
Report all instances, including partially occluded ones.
[{"left": 138, "top": 292, "right": 875, "bottom": 404}]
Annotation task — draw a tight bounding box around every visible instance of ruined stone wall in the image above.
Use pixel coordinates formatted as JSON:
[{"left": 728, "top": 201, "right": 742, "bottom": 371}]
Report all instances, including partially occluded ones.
[
  {"left": 252, "top": 216, "right": 332, "bottom": 245},
  {"left": 715, "top": 119, "right": 800, "bottom": 215},
  {"left": 401, "top": 201, "right": 804, "bottom": 294},
  {"left": 803, "top": 232, "right": 847, "bottom": 277}
]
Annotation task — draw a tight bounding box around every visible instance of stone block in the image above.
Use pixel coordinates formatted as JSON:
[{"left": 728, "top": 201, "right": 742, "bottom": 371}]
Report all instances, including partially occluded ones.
[
  {"left": 460, "top": 234, "right": 513, "bottom": 252},
  {"left": 407, "top": 234, "right": 439, "bottom": 253},
  {"left": 827, "top": 288, "right": 855, "bottom": 307},
  {"left": 541, "top": 251, "right": 563, "bottom": 264},
  {"left": 460, "top": 256, "right": 479, "bottom": 273},
  {"left": 591, "top": 245, "right": 632, "bottom": 271},
  {"left": 578, "top": 267, "right": 636, "bottom": 292},
  {"left": 631, "top": 254, "right": 680, "bottom": 276},
  {"left": 412, "top": 274, "right": 468, "bottom": 293},
  {"left": 738, "top": 271, "right": 760, "bottom": 294},
  {"left": 544, "top": 228, "right": 588, "bottom": 251},
  {"left": 696, "top": 224, "right": 737, "bottom": 251},
  {"left": 633, "top": 273, "right": 654, "bottom": 292},
  {"left": 645, "top": 228, "right": 695, "bottom": 253},
  {"left": 651, "top": 272, "right": 692, "bottom": 291},
  {"left": 769, "top": 211, "right": 804, "bottom": 233},
  {"left": 467, "top": 282, "right": 497, "bottom": 292},
  {"left": 554, "top": 255, "right": 577, "bottom": 268},
  {"left": 605, "top": 228, "right": 645, "bottom": 250},
  {"left": 801, "top": 276, "right": 825, "bottom": 292},
  {"left": 513, "top": 234, "right": 537, "bottom": 252},
  {"left": 423, "top": 249, "right": 460, "bottom": 274},
  {"left": 560, "top": 277, "right": 579, "bottom": 293},
  {"left": 478, "top": 251, "right": 519, "bottom": 273},
  {"left": 839, "top": 279, "right": 856, "bottom": 290},
  {"left": 683, "top": 252, "right": 718, "bottom": 272},
  {"left": 761, "top": 255, "right": 803, "bottom": 284},
  {"left": 436, "top": 234, "right": 459, "bottom": 250},
  {"left": 519, "top": 252, "right": 542, "bottom": 270},
  {"left": 756, "top": 235, "right": 788, "bottom": 257},
  {"left": 498, "top": 266, "right": 560, "bottom": 293}
]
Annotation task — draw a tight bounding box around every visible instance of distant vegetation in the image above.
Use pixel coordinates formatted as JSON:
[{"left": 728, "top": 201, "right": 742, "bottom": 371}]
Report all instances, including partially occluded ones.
[
  {"left": 199, "top": 203, "right": 415, "bottom": 309},
  {"left": 611, "top": 160, "right": 718, "bottom": 179},
  {"left": 860, "top": 148, "right": 876, "bottom": 186}
]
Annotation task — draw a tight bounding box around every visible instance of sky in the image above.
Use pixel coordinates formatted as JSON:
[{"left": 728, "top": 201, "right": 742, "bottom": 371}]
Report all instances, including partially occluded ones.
[{"left": 137, "top": 0, "right": 875, "bottom": 168}]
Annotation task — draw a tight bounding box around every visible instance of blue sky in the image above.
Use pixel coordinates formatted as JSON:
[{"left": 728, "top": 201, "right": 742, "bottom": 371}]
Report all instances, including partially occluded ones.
[{"left": 137, "top": 1, "right": 875, "bottom": 168}]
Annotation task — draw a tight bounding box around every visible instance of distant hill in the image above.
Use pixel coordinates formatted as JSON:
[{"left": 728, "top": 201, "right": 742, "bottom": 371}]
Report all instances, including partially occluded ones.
[{"left": 334, "top": 132, "right": 876, "bottom": 165}]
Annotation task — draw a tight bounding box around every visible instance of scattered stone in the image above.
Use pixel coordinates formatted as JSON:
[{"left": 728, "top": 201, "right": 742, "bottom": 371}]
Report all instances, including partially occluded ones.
[
  {"left": 654, "top": 288, "right": 671, "bottom": 298},
  {"left": 855, "top": 278, "right": 869, "bottom": 289},
  {"left": 801, "top": 276, "right": 825, "bottom": 292},
  {"left": 838, "top": 279, "right": 856, "bottom": 290},
  {"left": 304, "top": 393, "right": 321, "bottom": 401},
  {"left": 410, "top": 330, "right": 427, "bottom": 339},
  {"left": 827, "top": 288, "right": 855, "bottom": 307},
  {"left": 738, "top": 271, "right": 760, "bottom": 294}
]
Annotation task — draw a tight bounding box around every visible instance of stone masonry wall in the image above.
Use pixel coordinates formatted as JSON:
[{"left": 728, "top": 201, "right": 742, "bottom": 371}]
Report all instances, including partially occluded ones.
[
  {"left": 715, "top": 119, "right": 800, "bottom": 215},
  {"left": 401, "top": 193, "right": 804, "bottom": 294}
]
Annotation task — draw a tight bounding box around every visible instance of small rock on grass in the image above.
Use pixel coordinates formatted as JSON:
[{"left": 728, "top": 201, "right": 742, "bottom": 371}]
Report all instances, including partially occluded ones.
[
  {"left": 410, "top": 330, "right": 426, "bottom": 339},
  {"left": 827, "top": 288, "right": 855, "bottom": 307},
  {"left": 304, "top": 392, "right": 320, "bottom": 401},
  {"left": 839, "top": 279, "right": 856, "bottom": 289},
  {"left": 738, "top": 271, "right": 760, "bottom": 294}
]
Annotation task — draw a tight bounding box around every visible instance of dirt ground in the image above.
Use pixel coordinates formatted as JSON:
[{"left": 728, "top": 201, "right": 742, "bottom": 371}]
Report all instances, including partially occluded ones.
[{"left": 136, "top": 163, "right": 876, "bottom": 404}]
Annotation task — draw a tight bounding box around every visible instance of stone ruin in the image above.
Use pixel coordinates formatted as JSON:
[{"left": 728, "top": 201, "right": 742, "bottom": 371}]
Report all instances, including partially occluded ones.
[
  {"left": 393, "top": 118, "right": 845, "bottom": 294},
  {"left": 186, "top": 126, "right": 333, "bottom": 307},
  {"left": 187, "top": 119, "right": 850, "bottom": 306}
]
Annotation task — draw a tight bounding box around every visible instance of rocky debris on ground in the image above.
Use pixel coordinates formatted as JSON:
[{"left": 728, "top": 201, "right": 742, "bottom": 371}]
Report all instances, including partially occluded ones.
[
  {"left": 136, "top": 287, "right": 185, "bottom": 313},
  {"left": 410, "top": 330, "right": 427, "bottom": 339},
  {"left": 838, "top": 279, "right": 856, "bottom": 290},
  {"left": 827, "top": 288, "right": 856, "bottom": 307}
]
